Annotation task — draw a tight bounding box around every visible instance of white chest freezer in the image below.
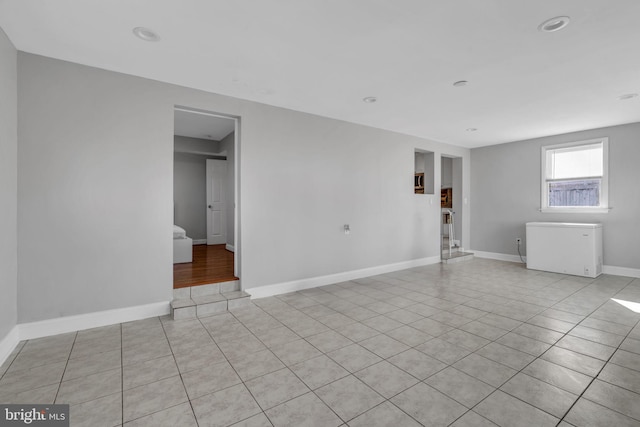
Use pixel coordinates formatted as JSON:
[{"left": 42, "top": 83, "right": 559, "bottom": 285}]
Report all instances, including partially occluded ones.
[{"left": 526, "top": 222, "right": 602, "bottom": 278}]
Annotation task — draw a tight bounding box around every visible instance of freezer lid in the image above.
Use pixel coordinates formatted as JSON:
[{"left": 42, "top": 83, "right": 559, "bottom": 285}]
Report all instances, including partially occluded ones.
[{"left": 526, "top": 222, "right": 602, "bottom": 229}]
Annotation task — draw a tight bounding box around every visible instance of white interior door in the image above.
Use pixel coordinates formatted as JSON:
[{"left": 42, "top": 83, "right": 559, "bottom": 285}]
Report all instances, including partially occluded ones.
[{"left": 206, "top": 159, "right": 227, "bottom": 245}]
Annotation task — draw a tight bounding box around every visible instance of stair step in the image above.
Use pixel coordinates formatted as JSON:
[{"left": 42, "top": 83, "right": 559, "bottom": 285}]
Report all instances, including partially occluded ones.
[
  {"left": 442, "top": 252, "right": 473, "bottom": 264},
  {"left": 223, "top": 291, "right": 250, "bottom": 300},
  {"left": 170, "top": 298, "right": 196, "bottom": 320},
  {"left": 196, "top": 299, "right": 228, "bottom": 317},
  {"left": 226, "top": 293, "right": 252, "bottom": 310},
  {"left": 442, "top": 252, "right": 474, "bottom": 264},
  {"left": 173, "top": 280, "right": 240, "bottom": 300},
  {"left": 192, "top": 294, "right": 226, "bottom": 305},
  {"left": 170, "top": 287, "right": 251, "bottom": 320}
]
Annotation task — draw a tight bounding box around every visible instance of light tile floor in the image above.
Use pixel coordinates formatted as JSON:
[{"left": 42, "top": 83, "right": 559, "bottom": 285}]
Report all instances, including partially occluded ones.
[{"left": 2, "top": 259, "right": 640, "bottom": 426}]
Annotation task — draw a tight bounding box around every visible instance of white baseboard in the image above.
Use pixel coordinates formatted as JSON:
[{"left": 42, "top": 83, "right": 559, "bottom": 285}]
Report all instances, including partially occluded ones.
[
  {"left": 0, "top": 326, "right": 19, "bottom": 370},
  {"left": 247, "top": 256, "right": 441, "bottom": 299},
  {"left": 0, "top": 301, "right": 171, "bottom": 367},
  {"left": 193, "top": 239, "right": 207, "bottom": 245},
  {"left": 471, "top": 250, "right": 526, "bottom": 264},
  {"left": 18, "top": 301, "right": 170, "bottom": 341},
  {"left": 602, "top": 265, "right": 640, "bottom": 278},
  {"left": 226, "top": 244, "right": 235, "bottom": 253},
  {"left": 472, "top": 250, "right": 640, "bottom": 278}
]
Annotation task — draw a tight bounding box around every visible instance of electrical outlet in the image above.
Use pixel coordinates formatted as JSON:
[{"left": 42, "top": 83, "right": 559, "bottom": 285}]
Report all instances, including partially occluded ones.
[{"left": 516, "top": 238, "right": 522, "bottom": 244}]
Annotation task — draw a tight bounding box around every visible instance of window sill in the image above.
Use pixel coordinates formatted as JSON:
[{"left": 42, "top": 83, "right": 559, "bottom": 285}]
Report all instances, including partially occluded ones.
[{"left": 540, "top": 207, "right": 610, "bottom": 214}]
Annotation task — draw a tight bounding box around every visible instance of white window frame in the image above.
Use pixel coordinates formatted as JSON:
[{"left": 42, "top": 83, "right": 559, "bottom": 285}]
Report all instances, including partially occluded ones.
[{"left": 540, "top": 137, "right": 609, "bottom": 213}]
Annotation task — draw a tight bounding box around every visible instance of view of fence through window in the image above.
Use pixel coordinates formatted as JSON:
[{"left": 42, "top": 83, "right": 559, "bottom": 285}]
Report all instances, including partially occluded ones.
[{"left": 548, "top": 178, "right": 600, "bottom": 206}]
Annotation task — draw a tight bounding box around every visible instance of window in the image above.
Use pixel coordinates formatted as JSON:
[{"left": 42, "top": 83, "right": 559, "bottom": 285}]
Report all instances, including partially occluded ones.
[{"left": 541, "top": 138, "right": 609, "bottom": 212}]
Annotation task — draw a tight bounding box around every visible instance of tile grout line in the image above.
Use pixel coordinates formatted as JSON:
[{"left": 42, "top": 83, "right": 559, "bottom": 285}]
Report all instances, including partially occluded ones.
[
  {"left": 115, "top": 317, "right": 199, "bottom": 425},
  {"left": 196, "top": 306, "right": 290, "bottom": 425},
  {"left": 51, "top": 332, "right": 78, "bottom": 406},
  {"left": 547, "top": 278, "right": 637, "bottom": 396},
  {"left": 537, "top": 296, "right": 639, "bottom": 423},
  {"left": 357, "top": 269, "right": 507, "bottom": 426},
  {"left": 555, "top": 295, "right": 640, "bottom": 425},
  {"left": 203, "top": 308, "right": 271, "bottom": 426},
  {"left": 0, "top": 341, "right": 25, "bottom": 383},
  {"left": 271, "top": 287, "right": 502, "bottom": 426},
  {"left": 442, "top": 274, "right": 635, "bottom": 426},
  {"left": 160, "top": 316, "right": 201, "bottom": 427},
  {"left": 223, "top": 304, "right": 409, "bottom": 426},
  {"left": 264, "top": 271, "right": 541, "bottom": 426},
  {"left": 238, "top": 303, "right": 375, "bottom": 424},
  {"left": 187, "top": 284, "right": 640, "bottom": 427},
  {"left": 228, "top": 304, "right": 351, "bottom": 426},
  {"left": 2, "top": 263, "right": 637, "bottom": 426}
]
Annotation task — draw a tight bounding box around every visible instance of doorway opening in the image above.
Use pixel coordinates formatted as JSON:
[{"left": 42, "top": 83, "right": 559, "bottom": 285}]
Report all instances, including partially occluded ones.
[
  {"left": 172, "top": 107, "right": 240, "bottom": 289},
  {"left": 440, "top": 155, "right": 470, "bottom": 261}
]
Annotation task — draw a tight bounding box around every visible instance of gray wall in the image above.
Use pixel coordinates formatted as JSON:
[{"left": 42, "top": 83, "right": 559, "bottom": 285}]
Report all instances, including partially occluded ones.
[
  {"left": 220, "top": 132, "right": 235, "bottom": 248},
  {"left": 452, "top": 157, "right": 463, "bottom": 243},
  {"left": 441, "top": 157, "right": 452, "bottom": 188},
  {"left": 0, "top": 29, "right": 17, "bottom": 343},
  {"left": 17, "top": 52, "right": 469, "bottom": 323},
  {"left": 174, "top": 152, "right": 208, "bottom": 240},
  {"left": 18, "top": 54, "right": 175, "bottom": 322},
  {"left": 471, "top": 122, "right": 640, "bottom": 269}
]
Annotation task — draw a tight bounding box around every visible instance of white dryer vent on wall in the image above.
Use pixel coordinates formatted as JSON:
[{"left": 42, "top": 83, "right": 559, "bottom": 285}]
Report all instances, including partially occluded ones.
[{"left": 526, "top": 222, "right": 603, "bottom": 278}]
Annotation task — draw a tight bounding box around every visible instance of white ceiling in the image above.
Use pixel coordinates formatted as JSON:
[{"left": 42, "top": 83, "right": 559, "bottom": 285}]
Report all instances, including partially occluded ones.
[
  {"left": 1, "top": 0, "right": 639, "bottom": 148},
  {"left": 174, "top": 109, "right": 235, "bottom": 141}
]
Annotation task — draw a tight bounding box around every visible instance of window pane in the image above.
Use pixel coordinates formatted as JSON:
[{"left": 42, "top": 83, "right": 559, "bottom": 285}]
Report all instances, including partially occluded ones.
[
  {"left": 548, "top": 179, "right": 600, "bottom": 207},
  {"left": 548, "top": 143, "right": 603, "bottom": 179}
]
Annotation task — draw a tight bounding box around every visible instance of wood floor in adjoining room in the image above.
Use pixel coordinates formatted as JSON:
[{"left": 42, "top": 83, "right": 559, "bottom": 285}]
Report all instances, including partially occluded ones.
[{"left": 173, "top": 244, "right": 238, "bottom": 289}]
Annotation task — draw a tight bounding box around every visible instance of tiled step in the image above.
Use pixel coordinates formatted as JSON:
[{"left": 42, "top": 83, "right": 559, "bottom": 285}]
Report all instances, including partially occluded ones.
[
  {"left": 173, "top": 280, "right": 240, "bottom": 300},
  {"left": 442, "top": 251, "right": 474, "bottom": 264},
  {"left": 170, "top": 280, "right": 251, "bottom": 320}
]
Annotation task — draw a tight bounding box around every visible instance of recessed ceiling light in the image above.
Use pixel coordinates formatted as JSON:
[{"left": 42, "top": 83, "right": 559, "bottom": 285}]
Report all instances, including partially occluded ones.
[
  {"left": 132, "top": 27, "right": 160, "bottom": 42},
  {"left": 538, "top": 16, "right": 570, "bottom": 33},
  {"left": 619, "top": 93, "right": 639, "bottom": 100},
  {"left": 363, "top": 96, "right": 377, "bottom": 103},
  {"left": 466, "top": 128, "right": 477, "bottom": 132},
  {"left": 453, "top": 81, "right": 468, "bottom": 87}
]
